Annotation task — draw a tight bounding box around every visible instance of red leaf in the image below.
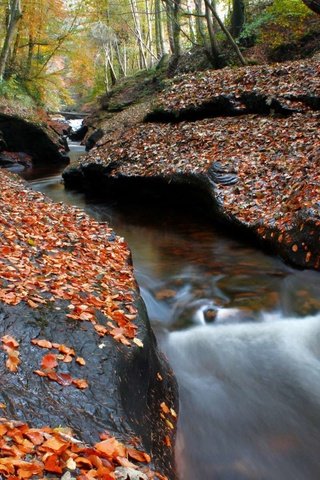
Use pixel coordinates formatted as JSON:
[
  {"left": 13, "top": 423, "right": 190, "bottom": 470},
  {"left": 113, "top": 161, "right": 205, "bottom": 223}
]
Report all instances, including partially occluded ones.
[{"left": 41, "top": 354, "right": 58, "bottom": 370}]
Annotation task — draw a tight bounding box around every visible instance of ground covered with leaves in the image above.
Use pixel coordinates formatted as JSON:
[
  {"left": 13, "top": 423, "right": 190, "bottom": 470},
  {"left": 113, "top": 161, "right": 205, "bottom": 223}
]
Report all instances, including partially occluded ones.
[
  {"left": 64, "top": 56, "right": 320, "bottom": 271},
  {"left": 0, "top": 170, "right": 177, "bottom": 479},
  {"left": 151, "top": 58, "right": 320, "bottom": 117}
]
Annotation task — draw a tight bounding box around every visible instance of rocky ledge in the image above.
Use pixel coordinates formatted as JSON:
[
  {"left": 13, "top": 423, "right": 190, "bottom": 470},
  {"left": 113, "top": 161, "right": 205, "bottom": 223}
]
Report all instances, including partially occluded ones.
[
  {"left": 0, "top": 169, "right": 177, "bottom": 479},
  {"left": 0, "top": 112, "right": 69, "bottom": 170},
  {"left": 63, "top": 57, "right": 320, "bottom": 271}
]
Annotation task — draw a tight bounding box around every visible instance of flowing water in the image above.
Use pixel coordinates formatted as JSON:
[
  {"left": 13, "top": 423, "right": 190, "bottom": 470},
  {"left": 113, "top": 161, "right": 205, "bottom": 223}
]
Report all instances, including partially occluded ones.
[{"left": 22, "top": 136, "right": 320, "bottom": 480}]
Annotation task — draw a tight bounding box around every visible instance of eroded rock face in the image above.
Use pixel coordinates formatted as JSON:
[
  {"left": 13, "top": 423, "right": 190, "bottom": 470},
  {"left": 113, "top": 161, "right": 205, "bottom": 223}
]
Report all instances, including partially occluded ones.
[
  {"left": 63, "top": 57, "right": 320, "bottom": 272},
  {"left": 0, "top": 170, "right": 177, "bottom": 478},
  {"left": 0, "top": 113, "right": 69, "bottom": 164}
]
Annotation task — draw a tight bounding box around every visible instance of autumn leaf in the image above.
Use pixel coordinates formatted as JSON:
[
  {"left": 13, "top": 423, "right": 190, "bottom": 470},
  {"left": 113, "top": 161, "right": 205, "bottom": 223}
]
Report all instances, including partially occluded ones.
[
  {"left": 76, "top": 356, "right": 86, "bottom": 366},
  {"left": 127, "top": 448, "right": 151, "bottom": 463},
  {"left": 44, "top": 454, "right": 63, "bottom": 473},
  {"left": 2, "top": 335, "right": 19, "bottom": 348},
  {"left": 31, "top": 339, "right": 53, "bottom": 349},
  {"left": 42, "top": 436, "right": 68, "bottom": 452},
  {"left": 72, "top": 378, "right": 89, "bottom": 389},
  {"left": 41, "top": 354, "right": 58, "bottom": 370},
  {"left": 94, "top": 438, "right": 126, "bottom": 458}
]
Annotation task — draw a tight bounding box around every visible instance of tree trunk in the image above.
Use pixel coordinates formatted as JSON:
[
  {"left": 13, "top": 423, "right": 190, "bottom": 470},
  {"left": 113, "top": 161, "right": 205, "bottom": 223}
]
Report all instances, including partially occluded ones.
[
  {"left": 0, "top": 0, "right": 22, "bottom": 81},
  {"left": 129, "top": 0, "right": 148, "bottom": 69},
  {"left": 164, "top": 0, "right": 175, "bottom": 54},
  {"left": 172, "top": 0, "right": 181, "bottom": 57},
  {"left": 204, "top": 0, "right": 224, "bottom": 67},
  {"left": 194, "top": 0, "right": 206, "bottom": 45},
  {"left": 203, "top": 0, "right": 247, "bottom": 65},
  {"left": 301, "top": 0, "right": 320, "bottom": 14},
  {"left": 231, "top": 0, "right": 245, "bottom": 38},
  {"left": 155, "top": 0, "right": 165, "bottom": 57},
  {"left": 145, "top": 0, "right": 154, "bottom": 66}
]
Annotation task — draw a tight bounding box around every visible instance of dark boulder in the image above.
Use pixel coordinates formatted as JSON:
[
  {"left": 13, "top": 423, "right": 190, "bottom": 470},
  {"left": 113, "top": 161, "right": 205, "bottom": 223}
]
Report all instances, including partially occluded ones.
[
  {"left": 85, "top": 128, "right": 104, "bottom": 151},
  {"left": 69, "top": 124, "right": 89, "bottom": 142},
  {"left": 0, "top": 113, "right": 69, "bottom": 164}
]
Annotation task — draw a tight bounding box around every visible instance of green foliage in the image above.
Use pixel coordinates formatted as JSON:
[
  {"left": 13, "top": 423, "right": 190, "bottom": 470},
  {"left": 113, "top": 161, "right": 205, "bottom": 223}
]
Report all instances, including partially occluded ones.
[
  {"left": 239, "top": 11, "right": 274, "bottom": 44},
  {"left": 260, "top": 0, "right": 314, "bottom": 47},
  {"left": 239, "top": 0, "right": 314, "bottom": 48},
  {"left": 0, "top": 76, "right": 34, "bottom": 107}
]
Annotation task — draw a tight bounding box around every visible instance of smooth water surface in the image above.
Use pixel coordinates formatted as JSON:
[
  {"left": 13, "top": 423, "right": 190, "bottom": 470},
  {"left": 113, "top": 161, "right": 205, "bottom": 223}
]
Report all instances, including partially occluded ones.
[{"left": 24, "top": 143, "right": 320, "bottom": 480}]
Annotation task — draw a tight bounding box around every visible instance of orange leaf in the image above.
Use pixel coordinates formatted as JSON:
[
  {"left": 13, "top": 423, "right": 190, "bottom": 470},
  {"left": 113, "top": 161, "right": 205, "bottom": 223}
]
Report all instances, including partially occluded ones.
[
  {"left": 75, "top": 456, "right": 93, "bottom": 468},
  {"left": 44, "top": 454, "right": 62, "bottom": 473},
  {"left": 1, "top": 335, "right": 19, "bottom": 348},
  {"left": 127, "top": 448, "right": 151, "bottom": 463},
  {"left": 41, "top": 354, "right": 58, "bottom": 370},
  {"left": 94, "top": 438, "right": 126, "bottom": 459},
  {"left": 62, "top": 354, "right": 73, "bottom": 363},
  {"left": 25, "top": 430, "right": 44, "bottom": 446},
  {"left": 72, "top": 378, "right": 89, "bottom": 389},
  {"left": 42, "top": 436, "right": 68, "bottom": 452},
  {"left": 58, "top": 345, "right": 75, "bottom": 356},
  {"left": 31, "top": 339, "right": 53, "bottom": 349},
  {"left": 0, "top": 424, "right": 8, "bottom": 436},
  {"left": 76, "top": 357, "right": 86, "bottom": 366},
  {"left": 6, "top": 350, "right": 20, "bottom": 373},
  {"left": 34, "top": 370, "right": 46, "bottom": 377},
  {"left": 160, "top": 402, "right": 170, "bottom": 414},
  {"left": 17, "top": 462, "right": 43, "bottom": 479}
]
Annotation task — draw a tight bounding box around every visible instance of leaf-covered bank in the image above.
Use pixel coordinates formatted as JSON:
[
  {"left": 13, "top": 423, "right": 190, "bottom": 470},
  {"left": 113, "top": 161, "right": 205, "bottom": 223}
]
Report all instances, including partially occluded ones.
[
  {"left": 0, "top": 169, "right": 177, "bottom": 479},
  {"left": 63, "top": 56, "right": 320, "bottom": 271}
]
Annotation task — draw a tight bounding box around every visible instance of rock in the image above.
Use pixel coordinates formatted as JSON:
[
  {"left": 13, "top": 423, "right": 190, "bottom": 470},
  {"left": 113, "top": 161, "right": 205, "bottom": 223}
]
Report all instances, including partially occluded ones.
[
  {"left": 0, "top": 130, "right": 7, "bottom": 152},
  {"left": 85, "top": 128, "right": 104, "bottom": 151},
  {"left": 0, "top": 113, "right": 69, "bottom": 164},
  {"left": 69, "top": 124, "right": 88, "bottom": 142},
  {"left": 0, "top": 170, "right": 178, "bottom": 479}
]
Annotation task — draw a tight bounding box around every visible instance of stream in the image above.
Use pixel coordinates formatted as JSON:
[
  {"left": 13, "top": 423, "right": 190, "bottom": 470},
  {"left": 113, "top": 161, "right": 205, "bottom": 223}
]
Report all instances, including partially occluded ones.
[{"left": 22, "top": 134, "right": 320, "bottom": 480}]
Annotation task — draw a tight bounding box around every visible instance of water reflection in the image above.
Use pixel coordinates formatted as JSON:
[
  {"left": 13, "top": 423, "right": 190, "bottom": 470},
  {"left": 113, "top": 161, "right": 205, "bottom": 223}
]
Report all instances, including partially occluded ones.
[{"left": 25, "top": 153, "right": 320, "bottom": 480}]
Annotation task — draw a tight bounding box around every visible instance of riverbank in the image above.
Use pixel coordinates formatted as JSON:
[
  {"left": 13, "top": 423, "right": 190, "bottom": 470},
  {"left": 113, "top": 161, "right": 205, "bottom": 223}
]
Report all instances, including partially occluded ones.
[
  {"left": 0, "top": 168, "right": 177, "bottom": 479},
  {"left": 63, "top": 56, "right": 320, "bottom": 271}
]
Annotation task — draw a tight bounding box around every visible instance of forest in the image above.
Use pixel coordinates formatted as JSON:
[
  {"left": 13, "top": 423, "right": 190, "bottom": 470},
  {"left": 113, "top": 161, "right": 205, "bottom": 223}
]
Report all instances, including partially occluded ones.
[
  {"left": 0, "top": 0, "right": 319, "bottom": 109},
  {"left": 1, "top": 1, "right": 320, "bottom": 480}
]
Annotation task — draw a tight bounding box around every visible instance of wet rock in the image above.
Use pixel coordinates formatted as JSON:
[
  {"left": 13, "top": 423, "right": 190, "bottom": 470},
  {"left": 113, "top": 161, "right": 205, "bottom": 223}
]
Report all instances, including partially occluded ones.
[
  {"left": 0, "top": 170, "right": 178, "bottom": 479},
  {"left": 0, "top": 150, "right": 32, "bottom": 169}
]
